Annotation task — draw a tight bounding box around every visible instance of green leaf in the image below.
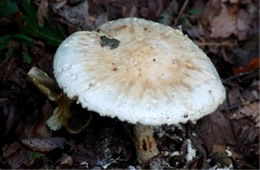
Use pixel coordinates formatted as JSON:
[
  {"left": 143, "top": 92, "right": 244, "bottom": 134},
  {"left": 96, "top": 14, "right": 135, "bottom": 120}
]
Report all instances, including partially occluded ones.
[
  {"left": 180, "top": 16, "right": 189, "bottom": 29},
  {"left": 0, "top": 35, "right": 12, "bottom": 50},
  {"left": 22, "top": 51, "right": 31, "bottom": 64},
  {"left": 187, "top": 8, "right": 202, "bottom": 15},
  {"left": 6, "top": 47, "right": 16, "bottom": 60},
  {"left": 0, "top": 0, "right": 19, "bottom": 17},
  {"left": 20, "top": 0, "right": 65, "bottom": 46},
  {"left": 0, "top": 34, "right": 33, "bottom": 51},
  {"left": 29, "top": 152, "right": 42, "bottom": 161}
]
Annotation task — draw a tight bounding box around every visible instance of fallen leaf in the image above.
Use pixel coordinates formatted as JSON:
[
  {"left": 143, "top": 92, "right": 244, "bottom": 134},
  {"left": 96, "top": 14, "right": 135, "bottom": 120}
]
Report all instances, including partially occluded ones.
[
  {"left": 232, "top": 57, "right": 259, "bottom": 74},
  {"left": 28, "top": 100, "right": 53, "bottom": 138},
  {"left": 57, "top": 153, "right": 73, "bottom": 166},
  {"left": 2, "top": 141, "right": 34, "bottom": 168},
  {"left": 237, "top": 9, "right": 250, "bottom": 31},
  {"left": 95, "top": 13, "right": 108, "bottom": 28},
  {"left": 21, "top": 137, "right": 68, "bottom": 152},
  {"left": 227, "top": 86, "right": 241, "bottom": 106},
  {"left": 233, "top": 102, "right": 260, "bottom": 127},
  {"left": 211, "top": 144, "right": 233, "bottom": 168},
  {"left": 37, "top": 0, "right": 49, "bottom": 27},
  {"left": 51, "top": 0, "right": 94, "bottom": 30},
  {"left": 210, "top": 4, "right": 237, "bottom": 38},
  {"left": 201, "top": 0, "right": 221, "bottom": 26},
  {"left": 196, "top": 111, "right": 236, "bottom": 152}
]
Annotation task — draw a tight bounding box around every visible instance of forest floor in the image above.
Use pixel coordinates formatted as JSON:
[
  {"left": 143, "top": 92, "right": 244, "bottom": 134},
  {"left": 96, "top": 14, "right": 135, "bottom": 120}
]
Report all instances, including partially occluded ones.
[{"left": 0, "top": 0, "right": 259, "bottom": 169}]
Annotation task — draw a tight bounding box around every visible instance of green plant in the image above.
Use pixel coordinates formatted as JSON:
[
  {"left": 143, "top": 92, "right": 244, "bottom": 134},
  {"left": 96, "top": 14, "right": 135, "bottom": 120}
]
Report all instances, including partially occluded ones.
[
  {"left": 0, "top": 0, "right": 66, "bottom": 63},
  {"left": 29, "top": 152, "right": 42, "bottom": 161}
]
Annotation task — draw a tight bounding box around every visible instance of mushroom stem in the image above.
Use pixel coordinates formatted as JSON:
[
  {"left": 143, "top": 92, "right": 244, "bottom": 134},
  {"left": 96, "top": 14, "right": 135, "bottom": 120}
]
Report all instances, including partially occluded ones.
[{"left": 134, "top": 124, "right": 159, "bottom": 164}]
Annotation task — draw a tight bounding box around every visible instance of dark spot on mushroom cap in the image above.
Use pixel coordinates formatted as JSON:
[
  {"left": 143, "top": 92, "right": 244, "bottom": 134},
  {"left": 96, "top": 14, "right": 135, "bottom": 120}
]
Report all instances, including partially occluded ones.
[
  {"left": 142, "top": 139, "right": 147, "bottom": 151},
  {"left": 144, "top": 27, "right": 147, "bottom": 31},
  {"left": 113, "top": 67, "right": 118, "bottom": 71},
  {"left": 209, "top": 90, "right": 212, "bottom": 93},
  {"left": 153, "top": 58, "right": 156, "bottom": 62},
  {"left": 112, "top": 62, "right": 115, "bottom": 65}
]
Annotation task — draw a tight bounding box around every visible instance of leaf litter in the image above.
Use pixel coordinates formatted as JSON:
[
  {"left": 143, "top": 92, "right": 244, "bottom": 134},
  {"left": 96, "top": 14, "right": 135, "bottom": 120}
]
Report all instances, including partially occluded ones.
[{"left": 0, "top": 0, "right": 259, "bottom": 169}]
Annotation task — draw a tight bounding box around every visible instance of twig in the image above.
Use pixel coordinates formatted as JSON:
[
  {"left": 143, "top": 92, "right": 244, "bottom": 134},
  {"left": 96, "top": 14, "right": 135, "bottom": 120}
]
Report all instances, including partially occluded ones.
[
  {"left": 194, "top": 41, "right": 236, "bottom": 47},
  {"left": 221, "top": 99, "right": 259, "bottom": 111},
  {"left": 184, "top": 17, "right": 205, "bottom": 42},
  {"left": 223, "top": 70, "right": 258, "bottom": 83},
  {"left": 174, "top": 0, "right": 189, "bottom": 27}
]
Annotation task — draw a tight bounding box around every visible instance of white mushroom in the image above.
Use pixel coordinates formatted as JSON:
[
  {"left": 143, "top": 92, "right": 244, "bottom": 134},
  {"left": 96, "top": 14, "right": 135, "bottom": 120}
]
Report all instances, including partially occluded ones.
[{"left": 53, "top": 18, "right": 226, "bottom": 164}]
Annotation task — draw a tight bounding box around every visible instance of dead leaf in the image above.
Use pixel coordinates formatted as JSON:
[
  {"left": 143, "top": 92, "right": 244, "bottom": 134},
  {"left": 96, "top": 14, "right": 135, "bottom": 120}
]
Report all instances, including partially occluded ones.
[
  {"left": 210, "top": 4, "right": 237, "bottom": 38},
  {"left": 233, "top": 102, "right": 260, "bottom": 127},
  {"left": 28, "top": 100, "right": 53, "bottom": 138},
  {"left": 51, "top": 0, "right": 94, "bottom": 30},
  {"left": 232, "top": 57, "right": 259, "bottom": 74},
  {"left": 2, "top": 141, "right": 34, "bottom": 168},
  {"left": 21, "top": 137, "right": 68, "bottom": 152},
  {"left": 37, "top": 0, "right": 49, "bottom": 27},
  {"left": 3, "top": 102, "right": 18, "bottom": 135},
  {"left": 201, "top": 0, "right": 221, "bottom": 26},
  {"left": 122, "top": 5, "right": 138, "bottom": 18},
  {"left": 196, "top": 111, "right": 237, "bottom": 152},
  {"left": 211, "top": 144, "right": 233, "bottom": 168},
  {"left": 237, "top": 9, "right": 250, "bottom": 31},
  {"left": 95, "top": 13, "right": 108, "bottom": 28},
  {"left": 57, "top": 153, "right": 73, "bottom": 166},
  {"left": 227, "top": 86, "right": 241, "bottom": 106}
]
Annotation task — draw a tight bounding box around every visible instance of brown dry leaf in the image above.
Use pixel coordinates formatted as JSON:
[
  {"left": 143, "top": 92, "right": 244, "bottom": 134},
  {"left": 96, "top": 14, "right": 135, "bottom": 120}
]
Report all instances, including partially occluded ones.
[
  {"left": 94, "top": 13, "right": 108, "bottom": 28},
  {"left": 21, "top": 137, "right": 68, "bottom": 152},
  {"left": 201, "top": 0, "right": 221, "bottom": 26},
  {"left": 28, "top": 100, "right": 53, "bottom": 138},
  {"left": 210, "top": 4, "right": 237, "bottom": 38},
  {"left": 227, "top": 86, "right": 241, "bottom": 106},
  {"left": 51, "top": 0, "right": 94, "bottom": 31},
  {"left": 2, "top": 141, "right": 34, "bottom": 168},
  {"left": 122, "top": 5, "right": 138, "bottom": 18},
  {"left": 196, "top": 111, "right": 236, "bottom": 152},
  {"left": 233, "top": 102, "right": 260, "bottom": 127},
  {"left": 57, "top": 153, "right": 73, "bottom": 166},
  {"left": 37, "top": 0, "right": 49, "bottom": 27},
  {"left": 3, "top": 102, "right": 17, "bottom": 135},
  {"left": 235, "top": 9, "right": 251, "bottom": 40}
]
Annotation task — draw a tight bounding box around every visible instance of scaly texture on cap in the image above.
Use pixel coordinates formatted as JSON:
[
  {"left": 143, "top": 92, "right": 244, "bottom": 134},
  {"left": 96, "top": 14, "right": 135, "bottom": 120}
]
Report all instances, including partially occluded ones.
[{"left": 53, "top": 18, "right": 226, "bottom": 125}]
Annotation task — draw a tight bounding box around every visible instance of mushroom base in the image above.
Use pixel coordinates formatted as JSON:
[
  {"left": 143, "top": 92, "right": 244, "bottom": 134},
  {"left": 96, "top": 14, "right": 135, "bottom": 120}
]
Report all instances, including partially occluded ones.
[{"left": 134, "top": 124, "right": 159, "bottom": 164}]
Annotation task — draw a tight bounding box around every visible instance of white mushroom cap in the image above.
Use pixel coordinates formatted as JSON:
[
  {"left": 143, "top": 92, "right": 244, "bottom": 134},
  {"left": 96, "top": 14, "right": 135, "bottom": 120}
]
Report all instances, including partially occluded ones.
[{"left": 53, "top": 18, "right": 226, "bottom": 125}]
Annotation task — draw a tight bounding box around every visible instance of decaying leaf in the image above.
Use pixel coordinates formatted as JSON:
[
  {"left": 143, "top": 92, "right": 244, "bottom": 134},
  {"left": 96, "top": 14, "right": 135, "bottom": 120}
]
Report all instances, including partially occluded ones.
[
  {"left": 210, "top": 4, "right": 237, "bottom": 38},
  {"left": 37, "top": 0, "right": 49, "bottom": 27},
  {"left": 51, "top": 0, "right": 94, "bottom": 31},
  {"left": 227, "top": 86, "right": 241, "bottom": 106},
  {"left": 196, "top": 111, "right": 236, "bottom": 152},
  {"left": 233, "top": 102, "right": 260, "bottom": 127},
  {"left": 2, "top": 141, "right": 34, "bottom": 168},
  {"left": 21, "top": 137, "right": 68, "bottom": 152}
]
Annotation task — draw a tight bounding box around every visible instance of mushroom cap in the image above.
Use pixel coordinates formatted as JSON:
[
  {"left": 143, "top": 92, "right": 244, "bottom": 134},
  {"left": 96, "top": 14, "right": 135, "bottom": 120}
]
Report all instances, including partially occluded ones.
[{"left": 53, "top": 18, "right": 226, "bottom": 125}]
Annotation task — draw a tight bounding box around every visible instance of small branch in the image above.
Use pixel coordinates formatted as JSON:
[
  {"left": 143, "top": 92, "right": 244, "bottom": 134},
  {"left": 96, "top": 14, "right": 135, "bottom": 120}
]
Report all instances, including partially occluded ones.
[
  {"left": 174, "top": 0, "right": 189, "bottom": 27},
  {"left": 194, "top": 41, "right": 236, "bottom": 47},
  {"left": 221, "top": 99, "right": 259, "bottom": 111},
  {"left": 223, "top": 70, "right": 258, "bottom": 83}
]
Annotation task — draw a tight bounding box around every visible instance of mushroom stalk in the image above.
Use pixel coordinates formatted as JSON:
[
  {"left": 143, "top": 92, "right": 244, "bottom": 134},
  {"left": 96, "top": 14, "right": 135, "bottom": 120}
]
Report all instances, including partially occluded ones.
[{"left": 134, "top": 124, "right": 159, "bottom": 164}]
